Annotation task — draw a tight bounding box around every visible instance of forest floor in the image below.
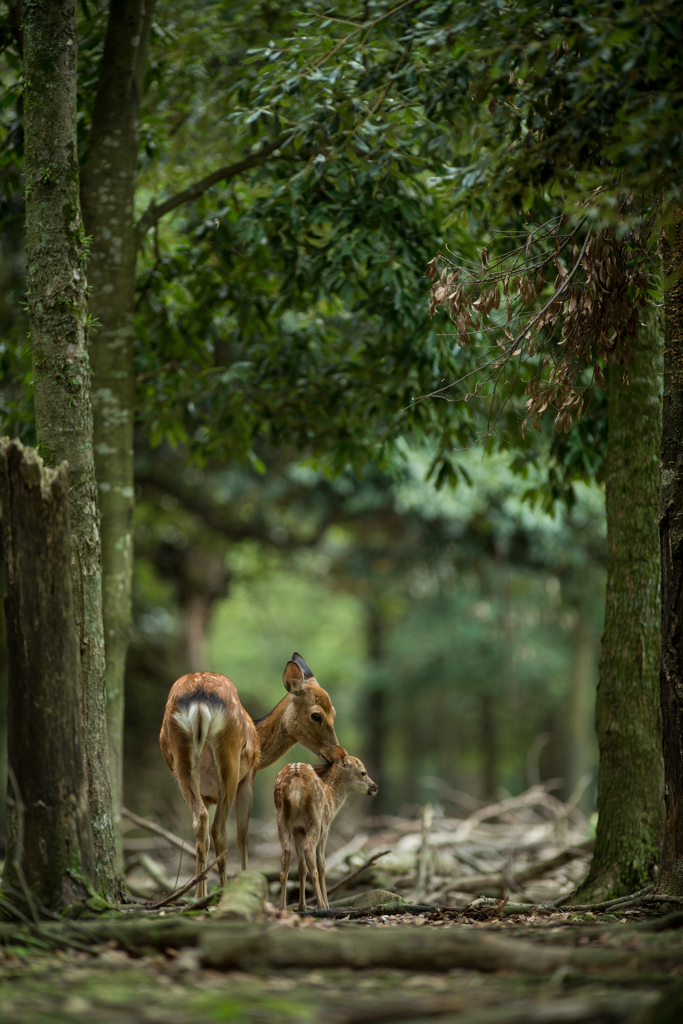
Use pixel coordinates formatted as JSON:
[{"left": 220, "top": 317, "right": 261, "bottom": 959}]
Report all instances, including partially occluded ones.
[
  {"left": 1, "top": 906, "right": 681, "bottom": 1024},
  {"left": 2, "top": 786, "right": 680, "bottom": 1023}
]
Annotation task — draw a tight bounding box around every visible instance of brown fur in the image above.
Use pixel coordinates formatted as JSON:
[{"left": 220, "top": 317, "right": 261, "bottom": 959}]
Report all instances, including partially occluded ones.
[
  {"left": 159, "top": 658, "right": 339, "bottom": 898},
  {"left": 274, "top": 747, "right": 378, "bottom": 911}
]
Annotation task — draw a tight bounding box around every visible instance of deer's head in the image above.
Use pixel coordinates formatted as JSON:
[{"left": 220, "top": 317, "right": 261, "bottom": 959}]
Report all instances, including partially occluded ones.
[
  {"left": 282, "top": 653, "right": 339, "bottom": 764},
  {"left": 331, "top": 747, "right": 378, "bottom": 796}
]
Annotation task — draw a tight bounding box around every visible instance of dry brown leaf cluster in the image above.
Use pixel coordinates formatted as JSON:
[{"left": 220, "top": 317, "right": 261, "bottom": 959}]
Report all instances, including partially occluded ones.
[{"left": 427, "top": 225, "right": 650, "bottom": 437}]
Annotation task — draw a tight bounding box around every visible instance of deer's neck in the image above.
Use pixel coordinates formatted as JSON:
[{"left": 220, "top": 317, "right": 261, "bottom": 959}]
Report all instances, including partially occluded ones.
[
  {"left": 323, "top": 769, "right": 352, "bottom": 822},
  {"left": 253, "top": 697, "right": 295, "bottom": 770}
]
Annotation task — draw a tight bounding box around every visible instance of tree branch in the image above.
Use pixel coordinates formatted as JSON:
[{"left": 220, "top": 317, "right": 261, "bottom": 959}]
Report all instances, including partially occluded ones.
[
  {"left": 134, "top": 136, "right": 290, "bottom": 245},
  {"left": 135, "top": 464, "right": 334, "bottom": 550}
]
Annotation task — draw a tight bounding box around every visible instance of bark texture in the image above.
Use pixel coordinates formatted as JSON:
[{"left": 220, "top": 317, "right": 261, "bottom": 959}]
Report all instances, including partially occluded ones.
[
  {"left": 658, "top": 206, "right": 683, "bottom": 895},
  {"left": 0, "top": 439, "right": 96, "bottom": 910},
  {"left": 23, "top": 0, "right": 117, "bottom": 897},
  {"left": 80, "top": 0, "right": 156, "bottom": 864},
  {"left": 577, "top": 310, "right": 664, "bottom": 901}
]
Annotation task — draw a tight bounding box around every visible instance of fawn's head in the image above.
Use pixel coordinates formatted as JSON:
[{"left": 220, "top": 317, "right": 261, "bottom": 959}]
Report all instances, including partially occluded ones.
[
  {"left": 330, "top": 746, "right": 379, "bottom": 796},
  {"left": 282, "top": 653, "right": 339, "bottom": 763}
]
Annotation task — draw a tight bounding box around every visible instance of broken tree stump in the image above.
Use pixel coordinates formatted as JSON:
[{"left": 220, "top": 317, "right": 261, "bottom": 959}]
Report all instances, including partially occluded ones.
[{"left": 0, "top": 439, "right": 95, "bottom": 912}]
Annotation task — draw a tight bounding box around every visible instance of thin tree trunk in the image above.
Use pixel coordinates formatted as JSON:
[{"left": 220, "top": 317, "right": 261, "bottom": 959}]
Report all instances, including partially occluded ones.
[
  {"left": 563, "top": 589, "right": 596, "bottom": 811},
  {"left": 0, "top": 439, "right": 96, "bottom": 911},
  {"left": 364, "top": 603, "right": 387, "bottom": 814},
  {"left": 80, "top": 0, "right": 156, "bottom": 867},
  {"left": 480, "top": 693, "right": 497, "bottom": 800},
  {"left": 658, "top": 206, "right": 683, "bottom": 895},
  {"left": 577, "top": 310, "right": 664, "bottom": 901},
  {"left": 23, "top": 0, "right": 117, "bottom": 898}
]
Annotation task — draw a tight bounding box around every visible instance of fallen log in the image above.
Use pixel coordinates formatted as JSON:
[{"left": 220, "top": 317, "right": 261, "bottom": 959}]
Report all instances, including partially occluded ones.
[
  {"left": 0, "top": 917, "right": 679, "bottom": 976},
  {"left": 217, "top": 871, "right": 267, "bottom": 921},
  {"left": 198, "top": 922, "right": 630, "bottom": 974}
]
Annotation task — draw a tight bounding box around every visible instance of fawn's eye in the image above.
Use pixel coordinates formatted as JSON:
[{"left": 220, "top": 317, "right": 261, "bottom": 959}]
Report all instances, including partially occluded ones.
[
  {"left": 311, "top": 712, "right": 322, "bottom": 723},
  {"left": 361, "top": 771, "right": 367, "bottom": 776}
]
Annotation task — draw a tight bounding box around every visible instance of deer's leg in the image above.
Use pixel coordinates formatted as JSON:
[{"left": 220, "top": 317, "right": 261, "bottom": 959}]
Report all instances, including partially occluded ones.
[
  {"left": 235, "top": 771, "right": 254, "bottom": 871},
  {"left": 317, "top": 828, "right": 329, "bottom": 909},
  {"left": 293, "top": 828, "right": 308, "bottom": 911},
  {"left": 178, "top": 777, "right": 209, "bottom": 899},
  {"left": 276, "top": 812, "right": 291, "bottom": 910},
  {"left": 211, "top": 749, "right": 240, "bottom": 888},
  {"left": 304, "top": 832, "right": 325, "bottom": 910}
]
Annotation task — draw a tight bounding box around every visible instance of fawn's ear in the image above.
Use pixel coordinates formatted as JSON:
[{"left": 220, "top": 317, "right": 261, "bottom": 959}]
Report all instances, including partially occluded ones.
[
  {"left": 283, "top": 660, "right": 306, "bottom": 695},
  {"left": 332, "top": 745, "right": 347, "bottom": 765}
]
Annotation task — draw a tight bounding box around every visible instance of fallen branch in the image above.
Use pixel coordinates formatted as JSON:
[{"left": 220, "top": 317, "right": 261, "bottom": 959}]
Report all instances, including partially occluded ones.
[
  {"left": 148, "top": 856, "right": 221, "bottom": 910},
  {"left": 442, "top": 839, "right": 594, "bottom": 896},
  {"left": 122, "top": 807, "right": 196, "bottom": 858},
  {"left": 452, "top": 783, "right": 563, "bottom": 840},
  {"left": 135, "top": 854, "right": 179, "bottom": 894},
  {"left": 327, "top": 850, "right": 391, "bottom": 898}
]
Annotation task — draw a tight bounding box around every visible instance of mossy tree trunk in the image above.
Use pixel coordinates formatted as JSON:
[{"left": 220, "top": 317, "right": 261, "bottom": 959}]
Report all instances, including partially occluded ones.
[
  {"left": 0, "top": 440, "right": 96, "bottom": 911},
  {"left": 23, "top": 0, "right": 117, "bottom": 898},
  {"left": 658, "top": 206, "right": 683, "bottom": 895},
  {"left": 576, "top": 309, "right": 664, "bottom": 901},
  {"left": 80, "top": 0, "right": 156, "bottom": 866}
]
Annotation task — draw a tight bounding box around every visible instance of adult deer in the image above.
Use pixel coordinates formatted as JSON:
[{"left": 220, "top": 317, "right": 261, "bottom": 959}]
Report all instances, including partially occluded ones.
[
  {"left": 274, "top": 747, "right": 378, "bottom": 910},
  {"left": 159, "top": 653, "right": 339, "bottom": 897}
]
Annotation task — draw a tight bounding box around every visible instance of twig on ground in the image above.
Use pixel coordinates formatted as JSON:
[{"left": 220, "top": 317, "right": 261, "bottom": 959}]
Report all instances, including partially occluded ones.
[
  {"left": 326, "top": 850, "right": 391, "bottom": 897},
  {"left": 148, "top": 856, "right": 221, "bottom": 909},
  {"left": 122, "top": 806, "right": 196, "bottom": 858},
  {"left": 137, "top": 854, "right": 180, "bottom": 894}
]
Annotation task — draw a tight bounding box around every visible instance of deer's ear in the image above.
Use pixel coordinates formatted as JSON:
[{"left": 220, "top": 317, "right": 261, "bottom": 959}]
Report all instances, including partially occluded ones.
[
  {"left": 283, "top": 660, "right": 306, "bottom": 695},
  {"left": 332, "top": 745, "right": 347, "bottom": 765}
]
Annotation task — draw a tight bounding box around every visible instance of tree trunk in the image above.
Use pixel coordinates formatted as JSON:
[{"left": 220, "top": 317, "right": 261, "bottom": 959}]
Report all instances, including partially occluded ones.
[
  {"left": 364, "top": 603, "right": 387, "bottom": 814},
  {"left": 562, "top": 588, "right": 597, "bottom": 811},
  {"left": 23, "top": 0, "right": 117, "bottom": 898},
  {"left": 658, "top": 206, "right": 683, "bottom": 895},
  {"left": 480, "top": 692, "right": 498, "bottom": 800},
  {"left": 0, "top": 439, "right": 96, "bottom": 911},
  {"left": 576, "top": 310, "right": 664, "bottom": 901},
  {"left": 80, "top": 0, "right": 156, "bottom": 866}
]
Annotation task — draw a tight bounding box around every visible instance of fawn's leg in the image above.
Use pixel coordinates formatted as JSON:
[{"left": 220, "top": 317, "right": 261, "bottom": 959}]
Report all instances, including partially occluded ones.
[
  {"left": 293, "top": 828, "right": 308, "bottom": 911},
  {"left": 304, "top": 832, "right": 325, "bottom": 910},
  {"left": 235, "top": 771, "right": 254, "bottom": 871},
  {"left": 317, "top": 827, "right": 329, "bottom": 909},
  {"left": 276, "top": 812, "right": 291, "bottom": 910}
]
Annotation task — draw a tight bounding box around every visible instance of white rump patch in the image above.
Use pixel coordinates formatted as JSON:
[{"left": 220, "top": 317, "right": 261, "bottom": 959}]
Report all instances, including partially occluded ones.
[
  {"left": 174, "top": 702, "right": 226, "bottom": 755},
  {"left": 289, "top": 776, "right": 306, "bottom": 807}
]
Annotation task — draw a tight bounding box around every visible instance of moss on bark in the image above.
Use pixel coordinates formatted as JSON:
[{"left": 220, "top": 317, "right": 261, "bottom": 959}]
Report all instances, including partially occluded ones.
[
  {"left": 23, "top": 0, "right": 118, "bottom": 898},
  {"left": 80, "top": 0, "right": 156, "bottom": 869},
  {"left": 658, "top": 206, "right": 683, "bottom": 896},
  {"left": 576, "top": 307, "right": 664, "bottom": 901}
]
